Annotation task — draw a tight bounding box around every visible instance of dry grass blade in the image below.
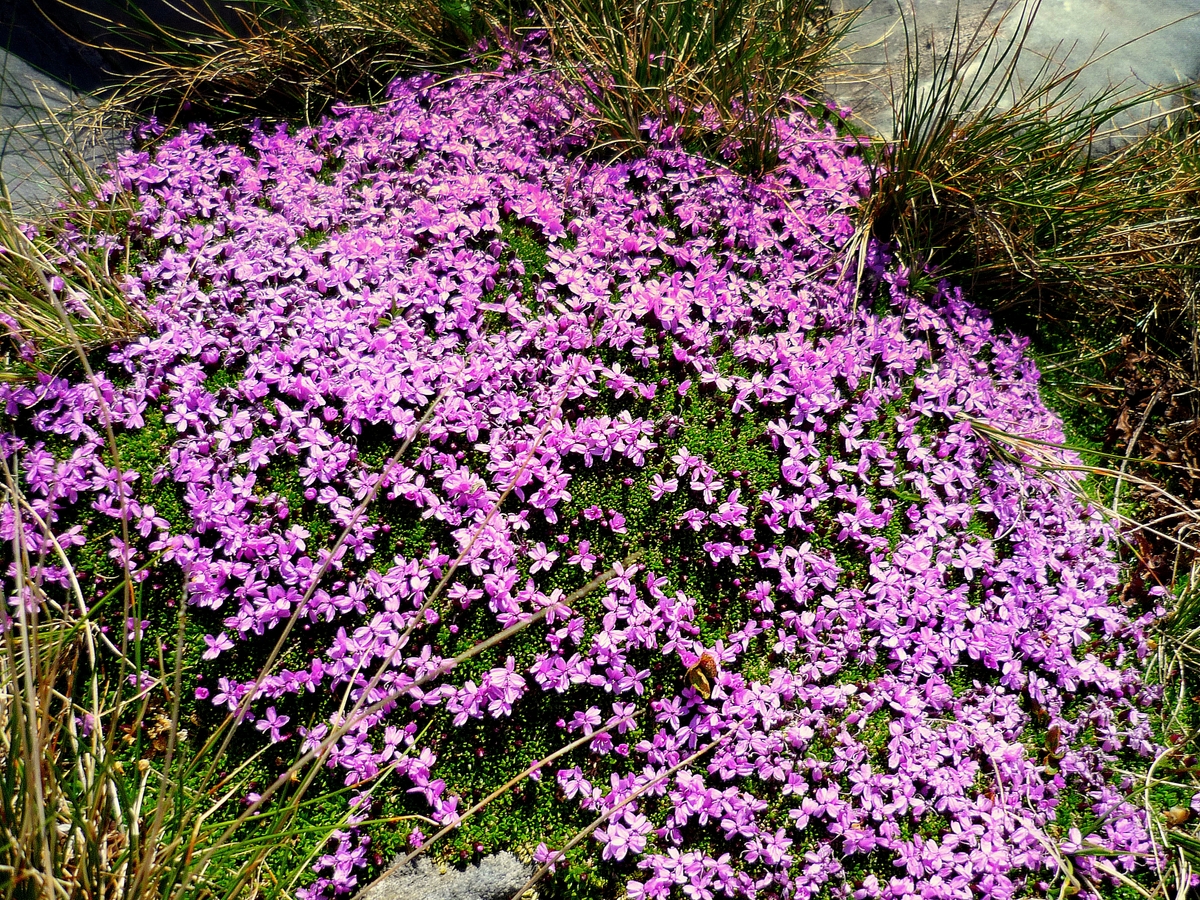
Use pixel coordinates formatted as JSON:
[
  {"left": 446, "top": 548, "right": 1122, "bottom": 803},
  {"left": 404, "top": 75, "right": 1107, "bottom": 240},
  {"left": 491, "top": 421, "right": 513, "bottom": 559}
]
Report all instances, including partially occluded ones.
[
  {"left": 965, "top": 416, "right": 1200, "bottom": 555},
  {"left": 54, "top": 0, "right": 516, "bottom": 130}
]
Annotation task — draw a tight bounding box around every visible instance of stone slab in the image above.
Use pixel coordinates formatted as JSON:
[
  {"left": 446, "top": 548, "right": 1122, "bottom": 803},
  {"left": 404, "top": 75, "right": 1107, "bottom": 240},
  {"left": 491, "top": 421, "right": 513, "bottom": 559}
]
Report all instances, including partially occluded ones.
[{"left": 0, "top": 46, "right": 125, "bottom": 217}]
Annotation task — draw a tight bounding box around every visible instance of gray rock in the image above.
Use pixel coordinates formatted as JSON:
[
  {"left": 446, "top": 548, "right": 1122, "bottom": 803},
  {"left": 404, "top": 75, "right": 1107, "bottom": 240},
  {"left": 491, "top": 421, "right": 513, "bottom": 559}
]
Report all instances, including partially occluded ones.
[
  {"left": 0, "top": 48, "right": 126, "bottom": 217},
  {"left": 0, "top": 0, "right": 242, "bottom": 217},
  {"left": 827, "top": 0, "right": 1200, "bottom": 142},
  {"left": 355, "top": 852, "right": 533, "bottom": 900}
]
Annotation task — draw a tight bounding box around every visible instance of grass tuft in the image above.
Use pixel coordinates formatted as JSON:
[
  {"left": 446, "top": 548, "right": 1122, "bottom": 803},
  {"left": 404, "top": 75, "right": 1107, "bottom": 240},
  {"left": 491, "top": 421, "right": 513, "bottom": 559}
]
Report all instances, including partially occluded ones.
[
  {"left": 0, "top": 181, "right": 145, "bottom": 382},
  {"left": 853, "top": 4, "right": 1200, "bottom": 889},
  {"left": 859, "top": 0, "right": 1200, "bottom": 317},
  {"left": 57, "top": 0, "right": 523, "bottom": 131},
  {"left": 533, "top": 0, "right": 858, "bottom": 174}
]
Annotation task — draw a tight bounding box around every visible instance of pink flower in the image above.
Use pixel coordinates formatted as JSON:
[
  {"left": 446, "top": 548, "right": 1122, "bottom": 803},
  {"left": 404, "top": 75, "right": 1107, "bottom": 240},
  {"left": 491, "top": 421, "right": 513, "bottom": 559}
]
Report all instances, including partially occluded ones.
[
  {"left": 202, "top": 632, "right": 234, "bottom": 659},
  {"left": 649, "top": 474, "right": 678, "bottom": 500},
  {"left": 568, "top": 540, "right": 597, "bottom": 572},
  {"left": 528, "top": 541, "right": 559, "bottom": 574},
  {"left": 255, "top": 706, "right": 290, "bottom": 743},
  {"left": 597, "top": 810, "right": 650, "bottom": 861}
]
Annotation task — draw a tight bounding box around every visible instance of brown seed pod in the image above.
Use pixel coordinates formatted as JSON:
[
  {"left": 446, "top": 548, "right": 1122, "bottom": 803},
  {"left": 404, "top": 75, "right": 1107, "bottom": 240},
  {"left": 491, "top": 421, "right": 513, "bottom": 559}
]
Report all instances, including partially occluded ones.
[
  {"left": 1165, "top": 807, "right": 1193, "bottom": 827},
  {"left": 1030, "top": 702, "right": 1049, "bottom": 727},
  {"left": 686, "top": 652, "right": 719, "bottom": 699},
  {"left": 1043, "top": 725, "right": 1065, "bottom": 764}
]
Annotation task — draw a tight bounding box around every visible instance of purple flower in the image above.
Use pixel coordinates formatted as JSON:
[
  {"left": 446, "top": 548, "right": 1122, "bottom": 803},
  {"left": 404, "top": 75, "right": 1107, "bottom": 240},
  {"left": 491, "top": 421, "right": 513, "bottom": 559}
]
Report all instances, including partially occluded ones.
[
  {"left": 596, "top": 809, "right": 651, "bottom": 861},
  {"left": 649, "top": 474, "right": 678, "bottom": 500},
  {"left": 202, "top": 632, "right": 234, "bottom": 659},
  {"left": 567, "top": 540, "right": 597, "bottom": 572},
  {"left": 528, "top": 541, "right": 559, "bottom": 574}
]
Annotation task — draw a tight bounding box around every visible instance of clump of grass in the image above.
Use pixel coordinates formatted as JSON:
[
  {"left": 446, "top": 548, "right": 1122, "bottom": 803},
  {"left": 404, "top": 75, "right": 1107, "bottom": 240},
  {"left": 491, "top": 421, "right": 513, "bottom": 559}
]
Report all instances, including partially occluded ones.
[
  {"left": 851, "top": 0, "right": 1200, "bottom": 473},
  {"left": 860, "top": 0, "right": 1200, "bottom": 315},
  {"left": 532, "top": 0, "right": 857, "bottom": 173},
  {"left": 67, "top": 0, "right": 858, "bottom": 172},
  {"left": 0, "top": 180, "right": 145, "bottom": 382},
  {"left": 0, "top": 429, "right": 317, "bottom": 900},
  {"left": 61, "top": 0, "right": 521, "bottom": 130},
  {"left": 856, "top": 4, "right": 1200, "bottom": 538},
  {"left": 855, "top": 0, "right": 1200, "bottom": 656},
  {"left": 0, "top": 294, "right": 366, "bottom": 900},
  {"left": 0, "top": 49, "right": 146, "bottom": 380}
]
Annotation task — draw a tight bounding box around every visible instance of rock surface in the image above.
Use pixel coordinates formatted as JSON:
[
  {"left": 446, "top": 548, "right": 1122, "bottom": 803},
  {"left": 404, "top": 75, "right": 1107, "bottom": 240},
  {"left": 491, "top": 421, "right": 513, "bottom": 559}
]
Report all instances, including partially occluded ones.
[
  {"left": 0, "top": 47, "right": 124, "bottom": 216},
  {"left": 353, "top": 852, "right": 532, "bottom": 900}
]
